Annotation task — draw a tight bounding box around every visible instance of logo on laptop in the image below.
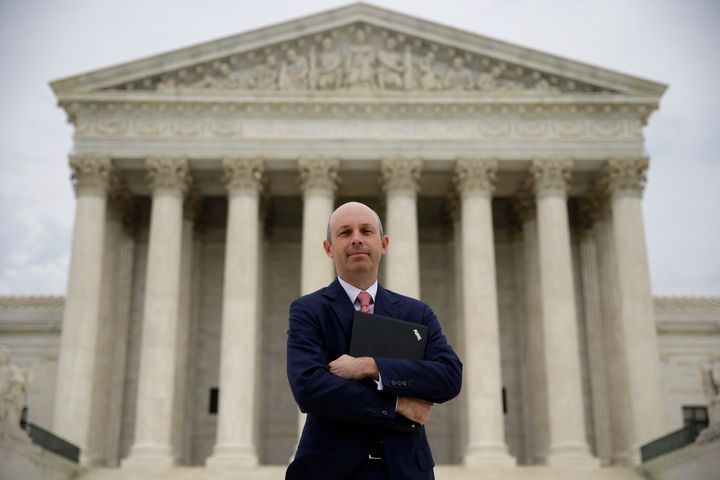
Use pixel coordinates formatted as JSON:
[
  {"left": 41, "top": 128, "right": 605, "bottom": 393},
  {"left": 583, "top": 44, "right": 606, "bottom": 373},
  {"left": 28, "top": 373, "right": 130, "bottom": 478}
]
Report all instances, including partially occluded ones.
[{"left": 413, "top": 329, "right": 422, "bottom": 341}]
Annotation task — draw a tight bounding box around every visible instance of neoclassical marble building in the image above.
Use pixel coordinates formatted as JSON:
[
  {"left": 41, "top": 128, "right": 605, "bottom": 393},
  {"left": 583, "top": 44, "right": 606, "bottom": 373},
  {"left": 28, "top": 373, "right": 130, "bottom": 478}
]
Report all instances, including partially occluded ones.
[{"left": 7, "top": 3, "right": 720, "bottom": 479}]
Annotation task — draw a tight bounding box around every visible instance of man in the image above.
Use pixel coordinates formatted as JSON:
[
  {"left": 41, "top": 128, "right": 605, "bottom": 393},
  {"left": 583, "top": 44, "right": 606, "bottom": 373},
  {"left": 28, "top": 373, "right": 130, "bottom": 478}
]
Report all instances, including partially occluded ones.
[{"left": 286, "top": 202, "right": 462, "bottom": 479}]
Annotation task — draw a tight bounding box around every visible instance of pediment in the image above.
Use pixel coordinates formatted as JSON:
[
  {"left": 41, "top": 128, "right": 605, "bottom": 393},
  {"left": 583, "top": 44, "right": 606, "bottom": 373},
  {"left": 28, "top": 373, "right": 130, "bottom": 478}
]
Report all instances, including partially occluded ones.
[{"left": 51, "top": 3, "right": 665, "bottom": 98}]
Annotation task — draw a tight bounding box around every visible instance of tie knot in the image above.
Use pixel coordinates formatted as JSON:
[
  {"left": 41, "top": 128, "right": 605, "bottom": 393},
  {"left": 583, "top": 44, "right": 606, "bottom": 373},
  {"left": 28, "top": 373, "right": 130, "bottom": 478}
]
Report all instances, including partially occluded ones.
[{"left": 357, "top": 291, "right": 373, "bottom": 313}]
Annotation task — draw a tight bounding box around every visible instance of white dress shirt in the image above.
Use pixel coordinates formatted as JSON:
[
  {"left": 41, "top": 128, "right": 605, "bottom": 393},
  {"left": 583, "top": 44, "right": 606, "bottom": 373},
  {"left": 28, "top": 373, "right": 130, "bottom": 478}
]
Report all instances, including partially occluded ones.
[{"left": 336, "top": 276, "right": 383, "bottom": 390}]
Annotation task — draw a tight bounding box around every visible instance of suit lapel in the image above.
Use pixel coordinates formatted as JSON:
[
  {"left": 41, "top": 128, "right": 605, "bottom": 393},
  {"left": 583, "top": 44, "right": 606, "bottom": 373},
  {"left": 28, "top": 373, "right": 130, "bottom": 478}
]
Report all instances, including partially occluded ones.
[
  {"left": 374, "top": 284, "right": 401, "bottom": 319},
  {"left": 324, "top": 278, "right": 355, "bottom": 337}
]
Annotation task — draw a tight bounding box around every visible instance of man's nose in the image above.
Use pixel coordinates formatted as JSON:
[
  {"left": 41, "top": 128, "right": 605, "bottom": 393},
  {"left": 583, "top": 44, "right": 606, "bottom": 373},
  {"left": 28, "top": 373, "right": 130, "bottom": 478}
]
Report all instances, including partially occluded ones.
[{"left": 350, "top": 230, "right": 363, "bottom": 244}]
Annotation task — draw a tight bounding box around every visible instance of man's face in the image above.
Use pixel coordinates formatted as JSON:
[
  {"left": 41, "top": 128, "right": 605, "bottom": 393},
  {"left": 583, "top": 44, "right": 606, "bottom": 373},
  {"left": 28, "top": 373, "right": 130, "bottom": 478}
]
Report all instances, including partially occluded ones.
[{"left": 323, "top": 203, "right": 388, "bottom": 281}]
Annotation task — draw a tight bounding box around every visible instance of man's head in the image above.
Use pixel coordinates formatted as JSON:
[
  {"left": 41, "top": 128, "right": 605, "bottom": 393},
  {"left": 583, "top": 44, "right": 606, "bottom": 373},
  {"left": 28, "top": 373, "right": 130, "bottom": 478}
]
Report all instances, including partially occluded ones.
[{"left": 323, "top": 202, "right": 388, "bottom": 288}]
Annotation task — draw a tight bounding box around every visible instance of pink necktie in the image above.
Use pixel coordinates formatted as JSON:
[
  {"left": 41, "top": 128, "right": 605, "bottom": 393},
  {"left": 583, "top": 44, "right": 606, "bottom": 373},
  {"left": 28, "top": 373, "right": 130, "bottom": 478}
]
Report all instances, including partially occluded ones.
[{"left": 357, "top": 291, "right": 373, "bottom": 313}]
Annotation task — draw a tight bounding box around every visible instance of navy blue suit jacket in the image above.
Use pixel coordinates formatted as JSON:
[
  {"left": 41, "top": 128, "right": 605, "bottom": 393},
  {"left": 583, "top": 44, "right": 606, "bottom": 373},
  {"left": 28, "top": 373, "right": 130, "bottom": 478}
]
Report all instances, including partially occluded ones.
[{"left": 286, "top": 278, "right": 462, "bottom": 480}]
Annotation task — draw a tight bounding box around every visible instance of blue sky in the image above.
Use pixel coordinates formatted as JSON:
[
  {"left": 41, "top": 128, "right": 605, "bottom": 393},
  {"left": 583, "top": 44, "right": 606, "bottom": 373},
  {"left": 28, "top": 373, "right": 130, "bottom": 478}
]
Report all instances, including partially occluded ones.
[{"left": 0, "top": 0, "right": 718, "bottom": 295}]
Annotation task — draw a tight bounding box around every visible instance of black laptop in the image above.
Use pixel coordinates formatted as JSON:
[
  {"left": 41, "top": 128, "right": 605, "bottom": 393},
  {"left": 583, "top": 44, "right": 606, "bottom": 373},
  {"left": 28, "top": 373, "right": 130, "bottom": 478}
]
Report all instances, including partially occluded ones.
[{"left": 349, "top": 311, "right": 429, "bottom": 433}]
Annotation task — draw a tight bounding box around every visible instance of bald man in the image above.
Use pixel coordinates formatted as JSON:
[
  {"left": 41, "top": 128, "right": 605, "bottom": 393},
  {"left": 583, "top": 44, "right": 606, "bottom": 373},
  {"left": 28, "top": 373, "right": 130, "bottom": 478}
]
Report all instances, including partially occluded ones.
[{"left": 286, "top": 202, "right": 462, "bottom": 480}]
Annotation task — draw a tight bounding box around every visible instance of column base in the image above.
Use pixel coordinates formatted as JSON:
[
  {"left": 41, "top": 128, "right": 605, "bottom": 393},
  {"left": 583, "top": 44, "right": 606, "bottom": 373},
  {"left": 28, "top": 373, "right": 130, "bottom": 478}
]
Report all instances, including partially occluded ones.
[
  {"left": 206, "top": 444, "right": 259, "bottom": 468},
  {"left": 121, "top": 444, "right": 176, "bottom": 469},
  {"left": 463, "top": 443, "right": 516, "bottom": 467},
  {"left": 546, "top": 443, "right": 599, "bottom": 468}
]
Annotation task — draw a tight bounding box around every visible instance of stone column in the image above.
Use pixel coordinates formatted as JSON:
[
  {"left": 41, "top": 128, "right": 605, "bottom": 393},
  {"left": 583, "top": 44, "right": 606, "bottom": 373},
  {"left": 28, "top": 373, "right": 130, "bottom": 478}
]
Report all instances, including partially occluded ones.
[
  {"left": 122, "top": 157, "right": 190, "bottom": 468},
  {"left": 530, "top": 159, "right": 596, "bottom": 467},
  {"left": 172, "top": 187, "right": 200, "bottom": 464},
  {"left": 593, "top": 204, "right": 631, "bottom": 464},
  {"left": 578, "top": 195, "right": 613, "bottom": 465},
  {"left": 381, "top": 157, "right": 422, "bottom": 298},
  {"left": 294, "top": 157, "right": 340, "bottom": 453},
  {"left": 299, "top": 157, "right": 340, "bottom": 294},
  {"left": 602, "top": 157, "right": 668, "bottom": 463},
  {"left": 454, "top": 159, "right": 514, "bottom": 467},
  {"left": 513, "top": 189, "right": 549, "bottom": 464},
  {"left": 207, "top": 158, "right": 265, "bottom": 467},
  {"left": 53, "top": 155, "right": 112, "bottom": 465}
]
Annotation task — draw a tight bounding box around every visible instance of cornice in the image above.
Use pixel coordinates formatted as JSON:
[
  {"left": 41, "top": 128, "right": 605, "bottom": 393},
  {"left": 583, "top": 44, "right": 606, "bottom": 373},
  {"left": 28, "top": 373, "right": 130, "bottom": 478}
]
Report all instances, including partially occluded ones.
[
  {"left": 654, "top": 296, "right": 720, "bottom": 310},
  {"left": 0, "top": 296, "right": 65, "bottom": 309}
]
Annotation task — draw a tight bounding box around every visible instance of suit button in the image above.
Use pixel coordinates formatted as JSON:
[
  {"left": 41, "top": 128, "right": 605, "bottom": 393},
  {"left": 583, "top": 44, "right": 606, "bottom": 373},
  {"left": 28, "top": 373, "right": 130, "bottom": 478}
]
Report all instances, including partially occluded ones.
[
  {"left": 401, "top": 381, "right": 407, "bottom": 386},
  {"left": 382, "top": 410, "right": 388, "bottom": 416},
  {"left": 390, "top": 380, "right": 396, "bottom": 386}
]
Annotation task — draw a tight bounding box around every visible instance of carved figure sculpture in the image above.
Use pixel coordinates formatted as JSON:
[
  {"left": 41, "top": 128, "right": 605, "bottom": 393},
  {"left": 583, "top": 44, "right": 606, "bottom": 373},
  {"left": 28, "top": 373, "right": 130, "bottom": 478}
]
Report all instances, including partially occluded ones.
[
  {"left": 344, "top": 29, "right": 376, "bottom": 90},
  {"left": 253, "top": 54, "right": 280, "bottom": 90},
  {"left": 279, "top": 49, "right": 309, "bottom": 90},
  {"left": 376, "top": 37, "right": 405, "bottom": 90},
  {"left": 443, "top": 56, "right": 476, "bottom": 91},
  {"left": 476, "top": 64, "right": 505, "bottom": 91},
  {"left": 0, "top": 346, "right": 27, "bottom": 431},
  {"left": 417, "top": 51, "right": 440, "bottom": 91},
  {"left": 314, "top": 37, "right": 343, "bottom": 90}
]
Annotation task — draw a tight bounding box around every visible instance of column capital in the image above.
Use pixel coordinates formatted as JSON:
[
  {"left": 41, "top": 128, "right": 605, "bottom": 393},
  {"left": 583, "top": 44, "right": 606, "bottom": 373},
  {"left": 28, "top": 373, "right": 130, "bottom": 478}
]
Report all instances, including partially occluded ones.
[
  {"left": 530, "top": 158, "right": 573, "bottom": 197},
  {"left": 146, "top": 157, "right": 191, "bottom": 193},
  {"left": 69, "top": 155, "right": 112, "bottom": 196},
  {"left": 577, "top": 189, "right": 607, "bottom": 238},
  {"left": 453, "top": 158, "right": 497, "bottom": 198},
  {"left": 222, "top": 157, "right": 265, "bottom": 194},
  {"left": 380, "top": 157, "right": 422, "bottom": 193},
  {"left": 183, "top": 182, "right": 203, "bottom": 221},
  {"left": 298, "top": 157, "right": 340, "bottom": 194},
  {"left": 512, "top": 186, "right": 536, "bottom": 223},
  {"left": 600, "top": 156, "right": 648, "bottom": 198}
]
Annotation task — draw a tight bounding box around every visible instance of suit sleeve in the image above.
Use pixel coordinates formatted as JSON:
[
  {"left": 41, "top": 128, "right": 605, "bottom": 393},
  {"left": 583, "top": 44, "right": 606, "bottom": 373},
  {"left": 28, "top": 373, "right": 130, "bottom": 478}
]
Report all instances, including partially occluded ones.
[
  {"left": 373, "top": 303, "right": 462, "bottom": 403},
  {"left": 286, "top": 299, "right": 397, "bottom": 426}
]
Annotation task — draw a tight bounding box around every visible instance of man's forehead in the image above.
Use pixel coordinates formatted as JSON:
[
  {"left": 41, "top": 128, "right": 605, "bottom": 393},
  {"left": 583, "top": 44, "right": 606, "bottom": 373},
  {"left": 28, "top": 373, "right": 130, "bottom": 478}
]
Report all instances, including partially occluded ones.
[{"left": 329, "top": 206, "right": 379, "bottom": 228}]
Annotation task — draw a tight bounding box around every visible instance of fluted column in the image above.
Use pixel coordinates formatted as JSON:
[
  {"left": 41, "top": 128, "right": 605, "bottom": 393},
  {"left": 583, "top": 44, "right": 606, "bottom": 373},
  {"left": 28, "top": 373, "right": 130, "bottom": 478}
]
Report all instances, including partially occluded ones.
[
  {"left": 455, "top": 159, "right": 514, "bottom": 467},
  {"left": 602, "top": 157, "right": 667, "bottom": 463},
  {"left": 578, "top": 195, "right": 613, "bottom": 464},
  {"left": 123, "top": 157, "right": 190, "bottom": 468},
  {"left": 299, "top": 157, "right": 340, "bottom": 294},
  {"left": 381, "top": 157, "right": 422, "bottom": 298},
  {"left": 294, "top": 157, "right": 340, "bottom": 453},
  {"left": 172, "top": 187, "right": 200, "bottom": 464},
  {"left": 530, "top": 159, "right": 596, "bottom": 467},
  {"left": 593, "top": 204, "right": 631, "bottom": 464},
  {"left": 513, "top": 189, "right": 549, "bottom": 464},
  {"left": 53, "top": 155, "right": 112, "bottom": 465},
  {"left": 207, "top": 158, "right": 265, "bottom": 467}
]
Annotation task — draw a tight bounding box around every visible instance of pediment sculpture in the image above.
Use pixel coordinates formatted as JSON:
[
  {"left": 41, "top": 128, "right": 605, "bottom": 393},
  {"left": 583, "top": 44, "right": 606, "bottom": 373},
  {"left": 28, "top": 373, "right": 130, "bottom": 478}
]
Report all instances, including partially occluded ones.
[{"left": 111, "top": 24, "right": 611, "bottom": 94}]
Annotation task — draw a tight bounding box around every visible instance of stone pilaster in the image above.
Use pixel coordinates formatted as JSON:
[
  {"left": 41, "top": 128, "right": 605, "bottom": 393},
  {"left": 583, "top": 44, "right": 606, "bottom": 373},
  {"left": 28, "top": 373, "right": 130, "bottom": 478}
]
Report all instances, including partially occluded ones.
[
  {"left": 601, "top": 157, "right": 668, "bottom": 463},
  {"left": 123, "top": 157, "right": 190, "bottom": 468},
  {"left": 53, "top": 155, "right": 112, "bottom": 466},
  {"left": 381, "top": 157, "right": 422, "bottom": 298},
  {"left": 577, "top": 193, "right": 613, "bottom": 465},
  {"left": 207, "top": 158, "right": 265, "bottom": 467},
  {"left": 513, "top": 187, "right": 549, "bottom": 464},
  {"left": 454, "top": 158, "right": 515, "bottom": 467},
  {"left": 530, "top": 158, "right": 596, "bottom": 467}
]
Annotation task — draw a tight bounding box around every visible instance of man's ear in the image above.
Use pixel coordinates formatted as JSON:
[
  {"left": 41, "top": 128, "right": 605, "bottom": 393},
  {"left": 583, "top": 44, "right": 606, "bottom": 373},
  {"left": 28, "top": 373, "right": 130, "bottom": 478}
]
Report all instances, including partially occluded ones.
[
  {"left": 323, "top": 239, "right": 334, "bottom": 258},
  {"left": 381, "top": 235, "right": 389, "bottom": 255}
]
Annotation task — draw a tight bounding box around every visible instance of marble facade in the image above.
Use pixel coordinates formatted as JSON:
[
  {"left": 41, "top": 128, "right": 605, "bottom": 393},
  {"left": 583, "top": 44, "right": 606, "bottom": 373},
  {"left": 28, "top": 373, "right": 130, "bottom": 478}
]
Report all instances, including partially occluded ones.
[{"left": 4, "top": 3, "right": 717, "bottom": 478}]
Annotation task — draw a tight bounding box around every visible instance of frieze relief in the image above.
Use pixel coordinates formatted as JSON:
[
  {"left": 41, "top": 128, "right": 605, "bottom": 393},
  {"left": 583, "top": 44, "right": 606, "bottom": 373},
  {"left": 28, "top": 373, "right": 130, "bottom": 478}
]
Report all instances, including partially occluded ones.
[
  {"left": 73, "top": 112, "right": 644, "bottom": 142},
  {"left": 106, "top": 24, "right": 614, "bottom": 95}
]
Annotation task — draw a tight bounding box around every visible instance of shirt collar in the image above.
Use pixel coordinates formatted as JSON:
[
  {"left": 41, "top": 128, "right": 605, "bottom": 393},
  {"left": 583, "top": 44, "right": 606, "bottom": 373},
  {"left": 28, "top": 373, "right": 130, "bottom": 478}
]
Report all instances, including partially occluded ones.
[{"left": 337, "top": 276, "right": 378, "bottom": 306}]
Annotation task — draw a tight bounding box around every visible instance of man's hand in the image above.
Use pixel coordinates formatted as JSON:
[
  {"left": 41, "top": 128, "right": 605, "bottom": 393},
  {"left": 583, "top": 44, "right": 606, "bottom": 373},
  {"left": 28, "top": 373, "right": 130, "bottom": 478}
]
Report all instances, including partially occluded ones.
[
  {"left": 396, "top": 397, "right": 433, "bottom": 424},
  {"left": 329, "top": 354, "right": 379, "bottom": 380}
]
